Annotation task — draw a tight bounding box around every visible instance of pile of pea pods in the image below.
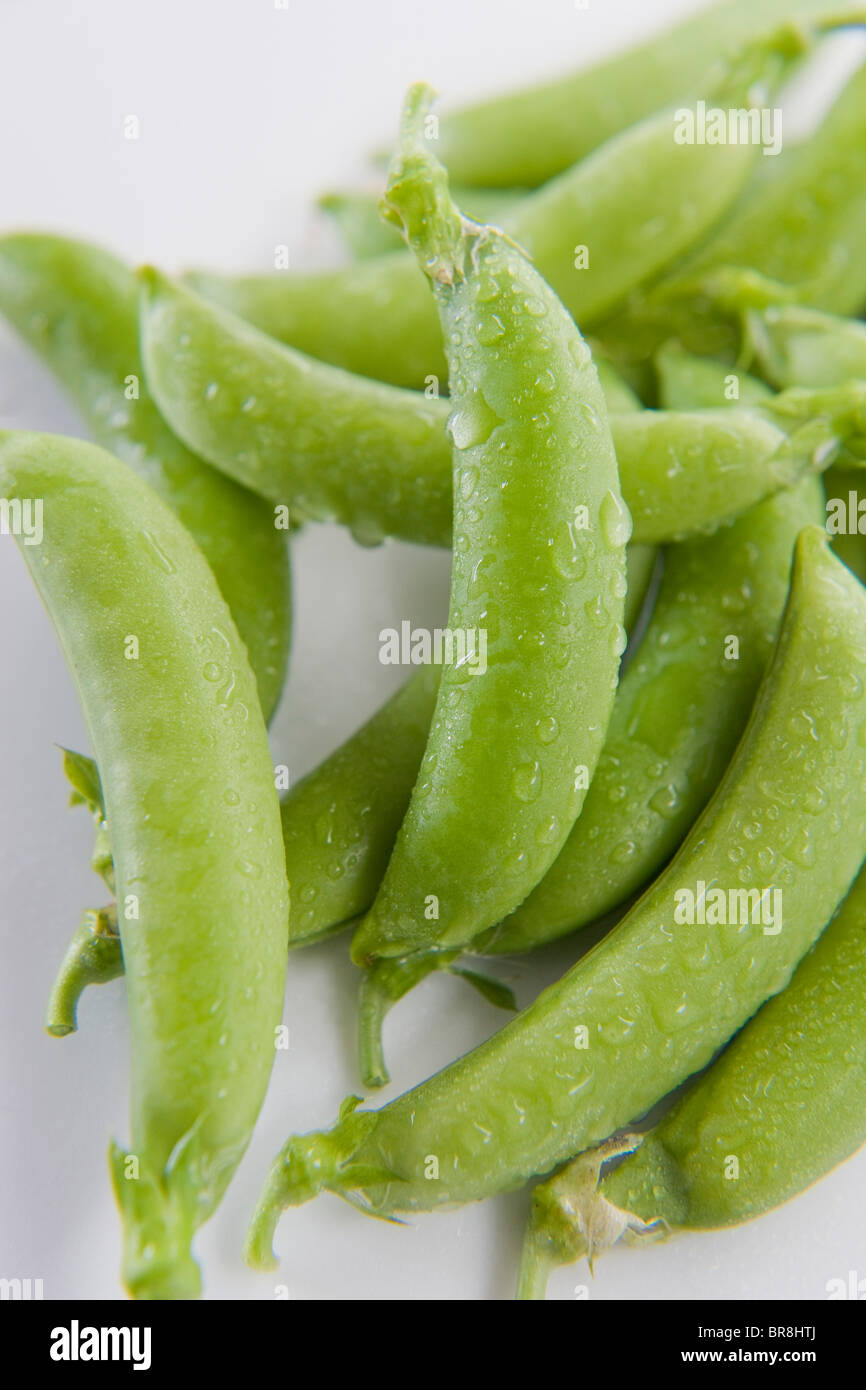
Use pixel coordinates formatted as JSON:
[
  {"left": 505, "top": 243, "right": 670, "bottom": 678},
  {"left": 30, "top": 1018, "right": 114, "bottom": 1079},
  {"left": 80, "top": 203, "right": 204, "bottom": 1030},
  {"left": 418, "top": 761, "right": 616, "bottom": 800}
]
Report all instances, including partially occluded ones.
[{"left": 4, "top": 0, "right": 866, "bottom": 1301}]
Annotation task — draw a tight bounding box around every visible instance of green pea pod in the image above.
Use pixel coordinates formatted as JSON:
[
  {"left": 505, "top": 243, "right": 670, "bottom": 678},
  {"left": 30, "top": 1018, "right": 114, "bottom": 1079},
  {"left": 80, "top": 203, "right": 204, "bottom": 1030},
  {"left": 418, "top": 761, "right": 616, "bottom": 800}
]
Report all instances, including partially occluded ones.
[
  {"left": 319, "top": 186, "right": 524, "bottom": 261},
  {"left": 0, "top": 234, "right": 291, "bottom": 720},
  {"left": 185, "top": 24, "right": 811, "bottom": 388},
  {"left": 0, "top": 431, "right": 289, "bottom": 1298},
  {"left": 139, "top": 268, "right": 866, "bottom": 547},
  {"left": 349, "top": 83, "right": 629, "bottom": 966},
  {"left": 517, "top": 864, "right": 866, "bottom": 1298},
  {"left": 247, "top": 528, "right": 866, "bottom": 1261},
  {"left": 598, "top": 57, "right": 866, "bottom": 371},
  {"left": 433, "top": 0, "right": 850, "bottom": 188}
]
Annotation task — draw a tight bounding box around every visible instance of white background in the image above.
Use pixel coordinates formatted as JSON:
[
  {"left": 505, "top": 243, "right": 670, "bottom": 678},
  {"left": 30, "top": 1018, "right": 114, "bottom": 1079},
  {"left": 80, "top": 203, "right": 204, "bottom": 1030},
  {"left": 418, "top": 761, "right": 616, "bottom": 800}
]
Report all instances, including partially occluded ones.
[{"left": 1, "top": 0, "right": 865, "bottom": 1302}]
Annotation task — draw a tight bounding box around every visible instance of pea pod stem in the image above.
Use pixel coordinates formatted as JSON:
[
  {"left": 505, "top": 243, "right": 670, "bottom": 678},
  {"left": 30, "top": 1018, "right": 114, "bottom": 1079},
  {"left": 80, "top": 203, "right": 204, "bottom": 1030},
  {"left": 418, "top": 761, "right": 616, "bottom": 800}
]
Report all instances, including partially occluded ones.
[
  {"left": 357, "top": 953, "right": 459, "bottom": 1089},
  {"left": 44, "top": 906, "right": 122, "bottom": 1037},
  {"left": 516, "top": 1134, "right": 664, "bottom": 1299}
]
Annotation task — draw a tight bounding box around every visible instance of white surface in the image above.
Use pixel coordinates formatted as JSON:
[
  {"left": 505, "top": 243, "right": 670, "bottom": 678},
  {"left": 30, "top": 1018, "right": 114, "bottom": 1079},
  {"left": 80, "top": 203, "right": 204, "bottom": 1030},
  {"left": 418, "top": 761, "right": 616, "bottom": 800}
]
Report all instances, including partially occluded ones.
[{"left": 1, "top": 0, "right": 865, "bottom": 1302}]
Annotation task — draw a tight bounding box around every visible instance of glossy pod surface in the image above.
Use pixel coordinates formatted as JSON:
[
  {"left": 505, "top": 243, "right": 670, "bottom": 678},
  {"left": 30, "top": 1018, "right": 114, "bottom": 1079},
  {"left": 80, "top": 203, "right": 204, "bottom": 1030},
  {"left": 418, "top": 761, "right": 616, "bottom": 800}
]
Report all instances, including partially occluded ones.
[
  {"left": 350, "top": 84, "right": 629, "bottom": 964},
  {"left": 0, "top": 432, "right": 289, "bottom": 1298},
  {"left": 606, "top": 867, "right": 866, "bottom": 1230}
]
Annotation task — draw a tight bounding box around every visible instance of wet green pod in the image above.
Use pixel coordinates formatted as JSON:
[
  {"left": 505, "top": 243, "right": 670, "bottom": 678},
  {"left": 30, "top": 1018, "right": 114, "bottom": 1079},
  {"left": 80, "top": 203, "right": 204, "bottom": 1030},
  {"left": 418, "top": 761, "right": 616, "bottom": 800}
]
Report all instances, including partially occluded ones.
[
  {"left": 140, "top": 269, "right": 866, "bottom": 548},
  {"left": 518, "top": 866, "right": 866, "bottom": 1297},
  {"left": 247, "top": 529, "right": 866, "bottom": 1259},
  {"left": 0, "top": 234, "right": 291, "bottom": 720},
  {"left": 0, "top": 432, "right": 289, "bottom": 1300},
  {"left": 139, "top": 268, "right": 451, "bottom": 548},
  {"left": 349, "top": 84, "right": 629, "bottom": 968}
]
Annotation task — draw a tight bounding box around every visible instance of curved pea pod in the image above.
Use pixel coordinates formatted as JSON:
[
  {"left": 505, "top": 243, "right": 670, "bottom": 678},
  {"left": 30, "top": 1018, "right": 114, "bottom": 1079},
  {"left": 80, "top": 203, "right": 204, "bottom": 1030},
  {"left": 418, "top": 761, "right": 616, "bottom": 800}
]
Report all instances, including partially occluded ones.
[
  {"left": 139, "top": 268, "right": 866, "bottom": 548},
  {"left": 482, "top": 475, "right": 825, "bottom": 955},
  {"left": 138, "top": 267, "right": 453, "bottom": 548},
  {"left": 518, "top": 865, "right": 866, "bottom": 1298},
  {"left": 0, "top": 431, "right": 289, "bottom": 1298},
  {"left": 44, "top": 904, "right": 123, "bottom": 1037},
  {"left": 348, "top": 84, "right": 630, "bottom": 970},
  {"left": 185, "top": 25, "right": 810, "bottom": 389},
  {"left": 432, "top": 0, "right": 848, "bottom": 188},
  {"left": 597, "top": 57, "right": 866, "bottom": 371},
  {"left": 0, "top": 234, "right": 291, "bottom": 721},
  {"left": 247, "top": 529, "right": 866, "bottom": 1260}
]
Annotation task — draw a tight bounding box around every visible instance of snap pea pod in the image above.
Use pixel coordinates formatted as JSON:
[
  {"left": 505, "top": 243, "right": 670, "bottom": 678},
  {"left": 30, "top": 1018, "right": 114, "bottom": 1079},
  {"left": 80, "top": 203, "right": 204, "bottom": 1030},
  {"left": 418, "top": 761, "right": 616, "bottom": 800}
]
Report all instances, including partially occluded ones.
[
  {"left": 348, "top": 83, "right": 630, "bottom": 965},
  {"left": 247, "top": 528, "right": 866, "bottom": 1260},
  {"left": 597, "top": 56, "right": 866, "bottom": 373},
  {"left": 140, "top": 269, "right": 866, "bottom": 546},
  {"left": 0, "top": 431, "right": 289, "bottom": 1300},
  {"left": 185, "top": 25, "right": 808, "bottom": 389},
  {"left": 0, "top": 234, "right": 291, "bottom": 720},
  {"left": 320, "top": 186, "right": 524, "bottom": 260},
  {"left": 433, "top": 0, "right": 848, "bottom": 188},
  {"left": 518, "top": 864, "right": 866, "bottom": 1299}
]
